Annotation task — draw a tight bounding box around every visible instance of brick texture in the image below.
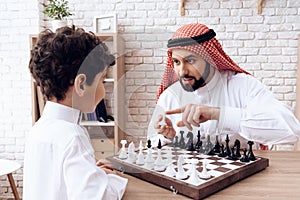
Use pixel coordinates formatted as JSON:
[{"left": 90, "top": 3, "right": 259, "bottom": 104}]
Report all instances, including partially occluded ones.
[{"left": 1, "top": 0, "right": 299, "bottom": 198}]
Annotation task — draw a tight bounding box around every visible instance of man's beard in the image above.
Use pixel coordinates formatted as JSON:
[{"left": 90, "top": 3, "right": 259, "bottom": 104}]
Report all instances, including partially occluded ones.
[
  {"left": 179, "top": 75, "right": 206, "bottom": 92},
  {"left": 179, "top": 62, "right": 211, "bottom": 92}
]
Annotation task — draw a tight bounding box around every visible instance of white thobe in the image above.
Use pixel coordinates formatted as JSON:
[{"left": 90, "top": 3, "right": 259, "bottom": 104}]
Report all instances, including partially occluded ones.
[
  {"left": 148, "top": 70, "right": 300, "bottom": 148},
  {"left": 23, "top": 101, "right": 127, "bottom": 200}
]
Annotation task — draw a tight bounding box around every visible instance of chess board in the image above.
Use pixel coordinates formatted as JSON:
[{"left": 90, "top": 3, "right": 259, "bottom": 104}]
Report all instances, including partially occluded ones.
[{"left": 107, "top": 146, "right": 269, "bottom": 200}]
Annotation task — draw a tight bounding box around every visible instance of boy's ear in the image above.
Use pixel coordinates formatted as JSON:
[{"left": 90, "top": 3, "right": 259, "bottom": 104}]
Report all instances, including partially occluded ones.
[{"left": 74, "top": 74, "right": 87, "bottom": 97}]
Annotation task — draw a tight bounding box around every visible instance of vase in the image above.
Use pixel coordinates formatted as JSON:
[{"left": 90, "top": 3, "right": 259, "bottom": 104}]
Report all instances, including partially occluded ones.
[{"left": 51, "top": 20, "right": 67, "bottom": 31}]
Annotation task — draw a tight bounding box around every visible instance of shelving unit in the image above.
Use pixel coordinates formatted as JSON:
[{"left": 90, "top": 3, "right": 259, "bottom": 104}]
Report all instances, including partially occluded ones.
[{"left": 30, "top": 32, "right": 125, "bottom": 158}]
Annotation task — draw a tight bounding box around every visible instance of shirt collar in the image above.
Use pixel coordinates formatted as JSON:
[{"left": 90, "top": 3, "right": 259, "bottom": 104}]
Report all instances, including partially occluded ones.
[{"left": 42, "top": 101, "right": 81, "bottom": 124}]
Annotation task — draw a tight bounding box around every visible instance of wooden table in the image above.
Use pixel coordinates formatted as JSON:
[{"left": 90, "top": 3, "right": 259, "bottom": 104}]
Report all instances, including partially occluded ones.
[{"left": 119, "top": 151, "right": 300, "bottom": 199}]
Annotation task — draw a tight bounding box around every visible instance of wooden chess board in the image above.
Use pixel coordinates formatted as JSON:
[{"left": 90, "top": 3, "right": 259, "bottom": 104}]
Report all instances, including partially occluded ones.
[{"left": 107, "top": 146, "right": 269, "bottom": 200}]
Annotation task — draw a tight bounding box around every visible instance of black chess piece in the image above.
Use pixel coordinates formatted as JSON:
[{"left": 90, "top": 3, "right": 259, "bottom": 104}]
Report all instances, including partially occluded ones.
[
  {"left": 204, "top": 135, "right": 213, "bottom": 154},
  {"left": 218, "top": 144, "right": 227, "bottom": 157},
  {"left": 212, "top": 134, "right": 221, "bottom": 154},
  {"left": 174, "top": 136, "right": 179, "bottom": 148},
  {"left": 228, "top": 146, "right": 238, "bottom": 160},
  {"left": 225, "top": 134, "right": 231, "bottom": 157},
  {"left": 234, "top": 139, "right": 241, "bottom": 158},
  {"left": 195, "top": 130, "right": 202, "bottom": 150},
  {"left": 186, "top": 132, "right": 195, "bottom": 151},
  {"left": 157, "top": 139, "right": 162, "bottom": 149},
  {"left": 247, "top": 141, "right": 256, "bottom": 161},
  {"left": 240, "top": 148, "right": 250, "bottom": 162},
  {"left": 147, "top": 139, "right": 152, "bottom": 149},
  {"left": 178, "top": 130, "right": 186, "bottom": 149}
]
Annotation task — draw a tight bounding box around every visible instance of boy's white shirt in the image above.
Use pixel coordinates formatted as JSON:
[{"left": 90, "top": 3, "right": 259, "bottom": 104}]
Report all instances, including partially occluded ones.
[{"left": 23, "top": 101, "right": 127, "bottom": 200}]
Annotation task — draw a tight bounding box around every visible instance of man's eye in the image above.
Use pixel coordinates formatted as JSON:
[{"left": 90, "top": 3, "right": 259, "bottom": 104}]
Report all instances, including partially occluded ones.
[
  {"left": 186, "top": 59, "right": 195, "bottom": 64},
  {"left": 172, "top": 59, "right": 180, "bottom": 64}
]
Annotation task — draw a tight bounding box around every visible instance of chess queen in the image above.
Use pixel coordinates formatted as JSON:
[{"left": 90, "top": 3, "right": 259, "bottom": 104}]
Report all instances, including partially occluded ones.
[{"left": 148, "top": 23, "right": 300, "bottom": 149}]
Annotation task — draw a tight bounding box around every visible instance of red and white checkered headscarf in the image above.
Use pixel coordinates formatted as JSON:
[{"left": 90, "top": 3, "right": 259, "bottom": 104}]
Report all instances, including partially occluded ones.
[{"left": 156, "top": 23, "right": 249, "bottom": 101}]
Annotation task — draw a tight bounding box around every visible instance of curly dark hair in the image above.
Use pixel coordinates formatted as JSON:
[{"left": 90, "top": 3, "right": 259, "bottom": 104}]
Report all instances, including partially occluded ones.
[{"left": 29, "top": 26, "right": 115, "bottom": 101}]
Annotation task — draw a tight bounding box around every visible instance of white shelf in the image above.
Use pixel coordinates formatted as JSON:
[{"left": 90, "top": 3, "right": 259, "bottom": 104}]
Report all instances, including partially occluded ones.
[
  {"left": 104, "top": 78, "right": 114, "bottom": 83},
  {"left": 80, "top": 121, "right": 115, "bottom": 126}
]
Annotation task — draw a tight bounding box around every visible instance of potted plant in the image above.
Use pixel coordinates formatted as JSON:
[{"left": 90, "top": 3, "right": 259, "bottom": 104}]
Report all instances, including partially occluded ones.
[{"left": 44, "top": 0, "right": 73, "bottom": 30}]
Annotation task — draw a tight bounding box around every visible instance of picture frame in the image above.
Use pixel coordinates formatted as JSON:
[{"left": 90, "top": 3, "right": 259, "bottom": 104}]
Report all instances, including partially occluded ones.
[{"left": 93, "top": 13, "right": 117, "bottom": 33}]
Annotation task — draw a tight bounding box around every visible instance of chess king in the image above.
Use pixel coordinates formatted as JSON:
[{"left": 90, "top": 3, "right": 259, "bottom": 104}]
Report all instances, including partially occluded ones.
[{"left": 147, "top": 23, "right": 300, "bottom": 148}]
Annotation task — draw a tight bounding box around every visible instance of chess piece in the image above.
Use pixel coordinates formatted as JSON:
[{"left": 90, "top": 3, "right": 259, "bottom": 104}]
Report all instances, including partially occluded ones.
[
  {"left": 199, "top": 159, "right": 211, "bottom": 179},
  {"left": 218, "top": 144, "right": 227, "bottom": 158},
  {"left": 154, "top": 139, "right": 166, "bottom": 171},
  {"left": 212, "top": 130, "right": 221, "bottom": 154},
  {"left": 195, "top": 130, "right": 202, "bottom": 150},
  {"left": 119, "top": 140, "right": 128, "bottom": 159},
  {"left": 179, "top": 131, "right": 186, "bottom": 149},
  {"left": 136, "top": 140, "right": 145, "bottom": 165},
  {"left": 144, "top": 139, "right": 155, "bottom": 169},
  {"left": 204, "top": 134, "right": 213, "bottom": 154},
  {"left": 186, "top": 132, "right": 195, "bottom": 151},
  {"left": 247, "top": 141, "right": 256, "bottom": 161},
  {"left": 240, "top": 148, "right": 250, "bottom": 163},
  {"left": 176, "top": 155, "right": 187, "bottom": 179},
  {"left": 234, "top": 139, "right": 241, "bottom": 158},
  {"left": 225, "top": 134, "right": 231, "bottom": 157},
  {"left": 173, "top": 136, "right": 179, "bottom": 148},
  {"left": 228, "top": 146, "right": 238, "bottom": 160},
  {"left": 187, "top": 158, "right": 202, "bottom": 185},
  {"left": 164, "top": 163, "right": 177, "bottom": 177},
  {"left": 126, "top": 141, "right": 137, "bottom": 163}
]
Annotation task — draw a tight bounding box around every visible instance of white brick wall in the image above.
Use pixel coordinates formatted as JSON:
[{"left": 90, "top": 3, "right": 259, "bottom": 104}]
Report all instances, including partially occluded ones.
[{"left": 0, "top": 0, "right": 299, "bottom": 198}]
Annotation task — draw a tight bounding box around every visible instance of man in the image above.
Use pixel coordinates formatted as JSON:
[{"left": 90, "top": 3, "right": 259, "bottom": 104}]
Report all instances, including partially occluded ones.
[
  {"left": 24, "top": 26, "right": 127, "bottom": 200},
  {"left": 148, "top": 23, "right": 300, "bottom": 148}
]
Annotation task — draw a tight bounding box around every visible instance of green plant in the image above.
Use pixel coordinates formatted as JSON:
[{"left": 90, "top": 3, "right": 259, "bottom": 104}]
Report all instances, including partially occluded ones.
[{"left": 44, "top": 0, "right": 73, "bottom": 20}]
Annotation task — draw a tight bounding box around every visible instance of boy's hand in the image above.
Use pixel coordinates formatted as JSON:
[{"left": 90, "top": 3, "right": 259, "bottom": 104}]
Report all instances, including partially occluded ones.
[{"left": 96, "top": 159, "right": 116, "bottom": 174}]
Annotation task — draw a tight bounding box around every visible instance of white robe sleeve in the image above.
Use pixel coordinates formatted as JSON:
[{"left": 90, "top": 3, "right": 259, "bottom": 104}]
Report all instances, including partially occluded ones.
[
  {"left": 63, "top": 136, "right": 127, "bottom": 200},
  {"left": 218, "top": 74, "right": 300, "bottom": 145}
]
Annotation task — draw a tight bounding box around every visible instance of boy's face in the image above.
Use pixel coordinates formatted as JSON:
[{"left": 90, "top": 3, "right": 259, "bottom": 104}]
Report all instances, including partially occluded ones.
[
  {"left": 73, "top": 68, "right": 108, "bottom": 113},
  {"left": 171, "top": 49, "right": 208, "bottom": 91}
]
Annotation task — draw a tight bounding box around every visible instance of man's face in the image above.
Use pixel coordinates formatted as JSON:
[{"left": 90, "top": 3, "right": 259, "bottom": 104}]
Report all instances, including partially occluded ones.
[{"left": 171, "top": 49, "right": 207, "bottom": 92}]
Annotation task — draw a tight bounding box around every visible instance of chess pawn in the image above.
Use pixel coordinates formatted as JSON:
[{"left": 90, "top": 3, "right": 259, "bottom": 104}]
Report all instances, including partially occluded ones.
[
  {"left": 144, "top": 140, "right": 155, "bottom": 169},
  {"left": 164, "top": 163, "right": 177, "bottom": 177},
  {"left": 240, "top": 148, "right": 250, "bottom": 163},
  {"left": 154, "top": 149, "right": 165, "bottom": 171},
  {"left": 119, "top": 140, "right": 128, "bottom": 159},
  {"left": 187, "top": 158, "right": 202, "bottom": 185},
  {"left": 136, "top": 141, "right": 145, "bottom": 165},
  {"left": 127, "top": 142, "right": 137, "bottom": 163},
  {"left": 176, "top": 155, "right": 187, "bottom": 179},
  {"left": 199, "top": 159, "right": 211, "bottom": 179}
]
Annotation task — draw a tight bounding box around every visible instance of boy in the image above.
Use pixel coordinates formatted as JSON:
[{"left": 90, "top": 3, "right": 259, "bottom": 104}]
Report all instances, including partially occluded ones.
[{"left": 23, "top": 26, "right": 127, "bottom": 200}]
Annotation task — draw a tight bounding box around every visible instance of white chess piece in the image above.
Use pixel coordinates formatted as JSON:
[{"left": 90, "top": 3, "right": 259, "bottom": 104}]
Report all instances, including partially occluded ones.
[
  {"left": 127, "top": 142, "right": 136, "bottom": 163},
  {"left": 136, "top": 141, "right": 145, "bottom": 165},
  {"left": 154, "top": 148, "right": 165, "bottom": 171},
  {"left": 176, "top": 155, "right": 187, "bottom": 179},
  {"left": 187, "top": 158, "right": 202, "bottom": 185},
  {"left": 199, "top": 159, "right": 211, "bottom": 179},
  {"left": 144, "top": 145, "right": 155, "bottom": 170},
  {"left": 119, "top": 140, "right": 128, "bottom": 159}
]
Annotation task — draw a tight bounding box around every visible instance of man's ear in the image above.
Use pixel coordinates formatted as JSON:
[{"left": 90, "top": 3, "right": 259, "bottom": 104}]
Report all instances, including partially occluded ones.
[{"left": 74, "top": 74, "right": 87, "bottom": 97}]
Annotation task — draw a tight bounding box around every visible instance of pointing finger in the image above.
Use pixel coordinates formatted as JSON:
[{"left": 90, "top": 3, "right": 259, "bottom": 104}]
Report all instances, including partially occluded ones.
[{"left": 166, "top": 107, "right": 184, "bottom": 115}]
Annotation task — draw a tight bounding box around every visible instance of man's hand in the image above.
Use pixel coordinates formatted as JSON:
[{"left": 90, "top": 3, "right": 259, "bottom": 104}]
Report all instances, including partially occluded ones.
[
  {"left": 166, "top": 104, "right": 220, "bottom": 131},
  {"left": 154, "top": 114, "right": 176, "bottom": 139}
]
